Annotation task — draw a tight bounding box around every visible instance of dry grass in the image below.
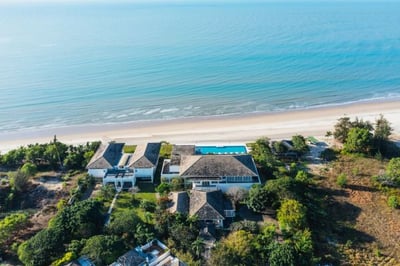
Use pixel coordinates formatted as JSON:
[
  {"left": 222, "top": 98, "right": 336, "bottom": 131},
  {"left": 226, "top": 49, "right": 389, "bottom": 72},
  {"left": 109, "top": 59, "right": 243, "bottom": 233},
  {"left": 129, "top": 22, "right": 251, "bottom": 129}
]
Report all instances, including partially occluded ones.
[{"left": 314, "top": 155, "right": 400, "bottom": 265}]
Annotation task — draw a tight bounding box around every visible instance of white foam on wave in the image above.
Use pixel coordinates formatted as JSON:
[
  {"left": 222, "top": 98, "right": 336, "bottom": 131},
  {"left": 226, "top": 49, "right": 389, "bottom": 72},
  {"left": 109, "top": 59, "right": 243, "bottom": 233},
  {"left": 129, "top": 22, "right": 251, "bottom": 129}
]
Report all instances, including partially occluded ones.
[
  {"left": 143, "top": 108, "right": 161, "bottom": 115},
  {"left": 160, "top": 108, "right": 179, "bottom": 113}
]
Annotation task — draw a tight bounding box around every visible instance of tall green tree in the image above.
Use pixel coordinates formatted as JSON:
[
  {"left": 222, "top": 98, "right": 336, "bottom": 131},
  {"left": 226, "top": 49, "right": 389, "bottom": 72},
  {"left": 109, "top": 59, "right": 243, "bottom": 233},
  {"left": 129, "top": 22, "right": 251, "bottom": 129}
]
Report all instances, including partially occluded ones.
[
  {"left": 268, "top": 241, "right": 296, "bottom": 266},
  {"left": 208, "top": 230, "right": 256, "bottom": 266},
  {"left": 291, "top": 135, "right": 309, "bottom": 155},
  {"left": 344, "top": 127, "right": 373, "bottom": 154},
  {"left": 374, "top": 114, "right": 392, "bottom": 141},
  {"left": 18, "top": 228, "right": 65, "bottom": 266},
  {"left": 246, "top": 184, "right": 269, "bottom": 213},
  {"left": 81, "top": 235, "right": 124, "bottom": 266},
  {"left": 333, "top": 116, "right": 352, "bottom": 143},
  {"left": 250, "top": 137, "right": 276, "bottom": 169},
  {"left": 277, "top": 199, "right": 307, "bottom": 233},
  {"left": 191, "top": 237, "right": 205, "bottom": 258},
  {"left": 107, "top": 209, "right": 141, "bottom": 247}
]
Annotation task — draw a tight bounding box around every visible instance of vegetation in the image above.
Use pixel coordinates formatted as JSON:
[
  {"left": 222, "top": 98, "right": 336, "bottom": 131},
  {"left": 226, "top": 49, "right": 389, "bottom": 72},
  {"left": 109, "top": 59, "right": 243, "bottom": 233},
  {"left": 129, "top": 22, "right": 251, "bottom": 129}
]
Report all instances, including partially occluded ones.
[
  {"left": 123, "top": 145, "right": 137, "bottom": 154},
  {"left": 0, "top": 212, "right": 29, "bottom": 254},
  {"left": 387, "top": 195, "right": 399, "bottom": 209},
  {"left": 277, "top": 199, "right": 307, "bottom": 233},
  {"left": 160, "top": 142, "right": 173, "bottom": 158},
  {"left": 331, "top": 115, "right": 399, "bottom": 158},
  {"left": 336, "top": 173, "right": 348, "bottom": 188},
  {"left": 292, "top": 135, "right": 309, "bottom": 155},
  {"left": 18, "top": 200, "right": 104, "bottom": 266},
  {"left": 2, "top": 122, "right": 400, "bottom": 265},
  {"left": 81, "top": 235, "right": 124, "bottom": 266},
  {"left": 1, "top": 138, "right": 100, "bottom": 171}
]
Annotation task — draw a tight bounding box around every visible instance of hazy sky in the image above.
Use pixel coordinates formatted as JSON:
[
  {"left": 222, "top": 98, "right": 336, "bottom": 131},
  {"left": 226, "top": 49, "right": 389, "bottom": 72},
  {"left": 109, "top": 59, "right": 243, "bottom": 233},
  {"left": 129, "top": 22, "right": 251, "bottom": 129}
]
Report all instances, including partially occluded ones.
[{"left": 1, "top": 0, "right": 396, "bottom": 4}]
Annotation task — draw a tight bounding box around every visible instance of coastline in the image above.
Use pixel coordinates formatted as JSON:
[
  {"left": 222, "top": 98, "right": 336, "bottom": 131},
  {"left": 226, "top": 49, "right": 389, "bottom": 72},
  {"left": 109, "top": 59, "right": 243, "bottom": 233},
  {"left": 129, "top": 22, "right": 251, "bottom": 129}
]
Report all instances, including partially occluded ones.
[{"left": 1, "top": 100, "right": 399, "bottom": 152}]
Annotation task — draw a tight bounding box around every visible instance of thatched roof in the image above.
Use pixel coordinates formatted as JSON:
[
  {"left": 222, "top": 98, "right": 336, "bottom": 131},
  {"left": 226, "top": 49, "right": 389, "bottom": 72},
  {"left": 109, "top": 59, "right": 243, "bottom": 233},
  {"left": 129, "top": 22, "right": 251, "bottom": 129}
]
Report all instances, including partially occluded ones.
[
  {"left": 170, "top": 145, "right": 195, "bottom": 165},
  {"left": 189, "top": 190, "right": 225, "bottom": 221},
  {"left": 86, "top": 142, "right": 124, "bottom": 169},
  {"left": 180, "top": 154, "right": 258, "bottom": 179},
  {"left": 128, "top": 143, "right": 161, "bottom": 168}
]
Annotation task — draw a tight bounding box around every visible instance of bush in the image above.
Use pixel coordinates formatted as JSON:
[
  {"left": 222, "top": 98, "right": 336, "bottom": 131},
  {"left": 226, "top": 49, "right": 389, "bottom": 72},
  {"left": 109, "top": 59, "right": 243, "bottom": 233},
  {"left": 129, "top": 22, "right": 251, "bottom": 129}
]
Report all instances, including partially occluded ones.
[
  {"left": 336, "top": 173, "right": 347, "bottom": 188},
  {"left": 387, "top": 195, "right": 399, "bottom": 209},
  {"left": 171, "top": 177, "right": 184, "bottom": 191},
  {"left": 230, "top": 220, "right": 259, "bottom": 233},
  {"left": 21, "top": 162, "right": 37, "bottom": 177},
  {"left": 139, "top": 199, "right": 156, "bottom": 212},
  {"left": 8, "top": 170, "right": 29, "bottom": 192},
  {"left": 156, "top": 182, "right": 171, "bottom": 195}
]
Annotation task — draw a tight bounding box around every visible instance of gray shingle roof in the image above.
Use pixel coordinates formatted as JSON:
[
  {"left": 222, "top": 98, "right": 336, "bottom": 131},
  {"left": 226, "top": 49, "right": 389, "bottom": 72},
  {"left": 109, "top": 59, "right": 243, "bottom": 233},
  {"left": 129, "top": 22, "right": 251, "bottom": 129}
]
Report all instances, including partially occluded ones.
[
  {"left": 86, "top": 142, "right": 124, "bottom": 169},
  {"left": 180, "top": 154, "right": 258, "bottom": 179},
  {"left": 110, "top": 249, "right": 146, "bottom": 266},
  {"left": 189, "top": 190, "right": 225, "bottom": 221},
  {"left": 170, "top": 145, "right": 195, "bottom": 165},
  {"left": 168, "top": 191, "right": 189, "bottom": 214},
  {"left": 128, "top": 143, "right": 161, "bottom": 168}
]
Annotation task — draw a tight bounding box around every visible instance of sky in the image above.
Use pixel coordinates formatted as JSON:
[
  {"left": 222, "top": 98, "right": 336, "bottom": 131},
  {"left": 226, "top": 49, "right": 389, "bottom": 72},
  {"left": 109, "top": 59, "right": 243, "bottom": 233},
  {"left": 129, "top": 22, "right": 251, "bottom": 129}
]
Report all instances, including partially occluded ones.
[{"left": 0, "top": 0, "right": 397, "bottom": 4}]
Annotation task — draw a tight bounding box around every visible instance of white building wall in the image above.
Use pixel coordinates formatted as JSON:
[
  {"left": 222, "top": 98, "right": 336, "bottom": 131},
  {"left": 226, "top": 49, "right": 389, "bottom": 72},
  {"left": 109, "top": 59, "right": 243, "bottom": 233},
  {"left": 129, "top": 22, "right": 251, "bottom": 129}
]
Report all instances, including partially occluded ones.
[
  {"left": 88, "top": 169, "right": 107, "bottom": 178},
  {"left": 169, "top": 165, "right": 180, "bottom": 173},
  {"left": 134, "top": 168, "right": 154, "bottom": 178}
]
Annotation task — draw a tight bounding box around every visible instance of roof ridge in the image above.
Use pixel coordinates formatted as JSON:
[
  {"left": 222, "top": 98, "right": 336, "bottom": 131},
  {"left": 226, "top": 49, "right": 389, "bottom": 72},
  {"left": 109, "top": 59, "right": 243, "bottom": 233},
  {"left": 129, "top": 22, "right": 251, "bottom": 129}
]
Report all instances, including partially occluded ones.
[{"left": 232, "top": 155, "right": 258, "bottom": 176}]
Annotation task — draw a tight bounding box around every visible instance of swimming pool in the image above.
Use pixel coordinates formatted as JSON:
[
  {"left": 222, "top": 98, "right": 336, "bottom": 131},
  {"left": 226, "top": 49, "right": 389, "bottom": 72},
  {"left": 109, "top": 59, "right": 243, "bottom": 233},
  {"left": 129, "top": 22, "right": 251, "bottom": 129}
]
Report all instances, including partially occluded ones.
[{"left": 195, "top": 145, "right": 247, "bottom": 155}]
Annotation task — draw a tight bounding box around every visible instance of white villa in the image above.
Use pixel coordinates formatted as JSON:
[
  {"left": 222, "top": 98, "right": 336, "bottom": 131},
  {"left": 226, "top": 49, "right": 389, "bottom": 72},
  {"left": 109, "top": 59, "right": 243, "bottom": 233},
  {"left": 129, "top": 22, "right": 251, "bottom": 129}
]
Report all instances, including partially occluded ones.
[
  {"left": 162, "top": 145, "right": 260, "bottom": 192},
  {"left": 111, "top": 239, "right": 185, "bottom": 266},
  {"left": 86, "top": 142, "right": 161, "bottom": 190}
]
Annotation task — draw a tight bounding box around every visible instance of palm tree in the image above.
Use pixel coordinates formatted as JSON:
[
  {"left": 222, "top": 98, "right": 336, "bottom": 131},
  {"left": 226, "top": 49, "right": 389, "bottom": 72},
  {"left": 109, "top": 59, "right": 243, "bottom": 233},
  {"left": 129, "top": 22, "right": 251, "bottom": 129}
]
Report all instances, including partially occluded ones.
[
  {"left": 191, "top": 237, "right": 205, "bottom": 258},
  {"left": 144, "top": 211, "right": 152, "bottom": 224}
]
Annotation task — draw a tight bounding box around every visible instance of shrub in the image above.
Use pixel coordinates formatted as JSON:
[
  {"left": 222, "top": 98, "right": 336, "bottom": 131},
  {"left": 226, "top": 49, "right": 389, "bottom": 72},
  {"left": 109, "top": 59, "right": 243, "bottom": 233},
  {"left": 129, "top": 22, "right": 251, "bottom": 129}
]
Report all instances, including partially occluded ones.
[
  {"left": 171, "top": 177, "right": 184, "bottom": 191},
  {"left": 156, "top": 182, "right": 171, "bottom": 195},
  {"left": 295, "top": 170, "right": 309, "bottom": 183},
  {"left": 387, "top": 195, "right": 399, "bottom": 209},
  {"left": 336, "top": 173, "right": 347, "bottom": 188},
  {"left": 8, "top": 170, "right": 29, "bottom": 192},
  {"left": 139, "top": 199, "right": 156, "bottom": 212}
]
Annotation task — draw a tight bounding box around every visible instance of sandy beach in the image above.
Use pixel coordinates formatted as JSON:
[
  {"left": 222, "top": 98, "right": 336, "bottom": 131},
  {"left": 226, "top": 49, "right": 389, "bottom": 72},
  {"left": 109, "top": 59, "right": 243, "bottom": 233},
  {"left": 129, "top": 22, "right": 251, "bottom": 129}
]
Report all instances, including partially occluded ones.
[{"left": 0, "top": 100, "right": 399, "bottom": 152}]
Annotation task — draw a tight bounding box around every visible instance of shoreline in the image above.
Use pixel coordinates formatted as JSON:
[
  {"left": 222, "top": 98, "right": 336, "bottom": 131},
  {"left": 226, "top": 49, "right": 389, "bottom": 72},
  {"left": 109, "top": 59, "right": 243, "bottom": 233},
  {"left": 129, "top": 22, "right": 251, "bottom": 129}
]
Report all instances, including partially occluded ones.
[{"left": 1, "top": 100, "right": 399, "bottom": 152}]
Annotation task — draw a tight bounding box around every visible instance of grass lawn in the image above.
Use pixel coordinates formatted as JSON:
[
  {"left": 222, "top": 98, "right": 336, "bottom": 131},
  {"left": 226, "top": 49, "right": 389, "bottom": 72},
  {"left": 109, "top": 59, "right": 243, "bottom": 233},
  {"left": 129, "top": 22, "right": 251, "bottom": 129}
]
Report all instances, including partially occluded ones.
[
  {"left": 111, "top": 183, "right": 157, "bottom": 223},
  {"left": 160, "top": 143, "right": 173, "bottom": 158},
  {"left": 123, "top": 145, "right": 137, "bottom": 153}
]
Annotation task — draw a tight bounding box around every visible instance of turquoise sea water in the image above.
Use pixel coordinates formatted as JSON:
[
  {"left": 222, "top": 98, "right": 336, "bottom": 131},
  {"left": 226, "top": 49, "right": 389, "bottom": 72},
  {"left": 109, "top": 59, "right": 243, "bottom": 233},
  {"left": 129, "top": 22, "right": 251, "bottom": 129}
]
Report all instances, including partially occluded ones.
[{"left": 0, "top": 2, "right": 400, "bottom": 133}]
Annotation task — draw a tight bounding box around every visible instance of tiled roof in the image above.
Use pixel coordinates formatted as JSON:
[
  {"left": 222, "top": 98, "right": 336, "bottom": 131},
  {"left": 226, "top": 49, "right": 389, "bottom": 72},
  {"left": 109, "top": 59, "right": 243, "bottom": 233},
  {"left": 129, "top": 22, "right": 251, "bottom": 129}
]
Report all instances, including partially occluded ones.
[
  {"left": 86, "top": 142, "right": 124, "bottom": 169},
  {"left": 169, "top": 191, "right": 189, "bottom": 214},
  {"left": 128, "top": 143, "right": 161, "bottom": 168},
  {"left": 189, "top": 190, "right": 225, "bottom": 221},
  {"left": 180, "top": 154, "right": 258, "bottom": 179}
]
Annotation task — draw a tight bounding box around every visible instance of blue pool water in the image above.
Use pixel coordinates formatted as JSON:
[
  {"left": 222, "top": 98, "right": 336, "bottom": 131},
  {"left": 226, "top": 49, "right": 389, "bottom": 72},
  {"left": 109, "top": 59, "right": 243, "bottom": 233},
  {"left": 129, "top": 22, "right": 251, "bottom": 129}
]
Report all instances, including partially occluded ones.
[{"left": 196, "top": 146, "right": 247, "bottom": 155}]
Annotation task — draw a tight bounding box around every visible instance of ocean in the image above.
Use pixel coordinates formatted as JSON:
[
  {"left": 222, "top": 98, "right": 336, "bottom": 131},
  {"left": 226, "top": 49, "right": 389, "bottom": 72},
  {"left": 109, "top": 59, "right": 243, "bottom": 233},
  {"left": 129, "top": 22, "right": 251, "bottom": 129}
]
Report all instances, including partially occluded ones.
[{"left": 0, "top": 1, "right": 400, "bottom": 133}]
